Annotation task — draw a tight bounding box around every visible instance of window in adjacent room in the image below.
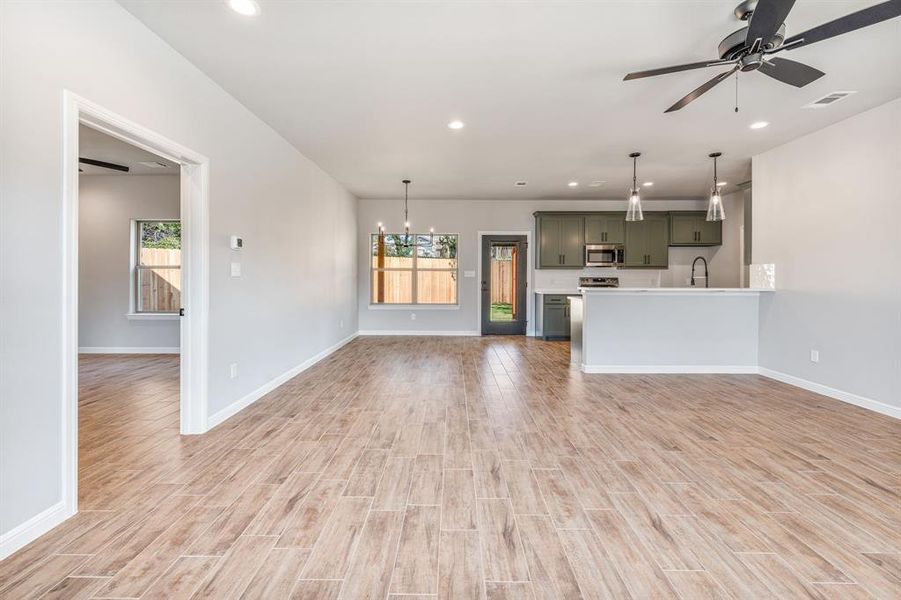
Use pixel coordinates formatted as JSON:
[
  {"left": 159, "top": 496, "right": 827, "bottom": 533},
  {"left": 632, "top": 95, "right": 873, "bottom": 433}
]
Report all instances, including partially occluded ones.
[
  {"left": 132, "top": 220, "right": 181, "bottom": 313},
  {"left": 371, "top": 233, "right": 458, "bottom": 305}
]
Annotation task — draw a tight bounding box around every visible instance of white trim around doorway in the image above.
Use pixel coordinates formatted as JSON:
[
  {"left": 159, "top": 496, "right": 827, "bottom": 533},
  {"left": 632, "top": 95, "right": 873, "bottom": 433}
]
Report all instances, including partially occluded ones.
[
  {"left": 476, "top": 230, "right": 533, "bottom": 336},
  {"left": 62, "top": 91, "right": 210, "bottom": 526}
]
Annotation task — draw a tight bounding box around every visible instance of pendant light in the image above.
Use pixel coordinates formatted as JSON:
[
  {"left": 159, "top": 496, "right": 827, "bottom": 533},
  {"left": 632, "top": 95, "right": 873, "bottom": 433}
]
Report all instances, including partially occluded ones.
[
  {"left": 625, "top": 152, "right": 643, "bottom": 222},
  {"left": 401, "top": 178, "right": 412, "bottom": 244},
  {"left": 706, "top": 152, "right": 725, "bottom": 222}
]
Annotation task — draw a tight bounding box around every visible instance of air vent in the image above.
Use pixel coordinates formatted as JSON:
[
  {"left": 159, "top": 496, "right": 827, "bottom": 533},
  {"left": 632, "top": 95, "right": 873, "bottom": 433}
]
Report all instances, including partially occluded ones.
[
  {"left": 138, "top": 160, "right": 171, "bottom": 168},
  {"left": 803, "top": 91, "right": 856, "bottom": 109}
]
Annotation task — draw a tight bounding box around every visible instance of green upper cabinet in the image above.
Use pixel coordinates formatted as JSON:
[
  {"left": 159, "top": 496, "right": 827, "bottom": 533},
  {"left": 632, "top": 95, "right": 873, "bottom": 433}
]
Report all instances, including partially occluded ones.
[
  {"left": 624, "top": 213, "right": 669, "bottom": 268},
  {"left": 536, "top": 214, "right": 585, "bottom": 268},
  {"left": 584, "top": 213, "right": 625, "bottom": 244},
  {"left": 538, "top": 215, "right": 563, "bottom": 268},
  {"left": 670, "top": 211, "right": 722, "bottom": 246},
  {"left": 560, "top": 215, "right": 585, "bottom": 267}
]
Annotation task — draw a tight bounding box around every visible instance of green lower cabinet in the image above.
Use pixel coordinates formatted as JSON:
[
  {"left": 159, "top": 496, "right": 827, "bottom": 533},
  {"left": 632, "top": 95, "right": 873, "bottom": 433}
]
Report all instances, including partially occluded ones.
[
  {"left": 670, "top": 211, "right": 722, "bottom": 246},
  {"left": 624, "top": 213, "right": 669, "bottom": 268},
  {"left": 542, "top": 296, "right": 570, "bottom": 340}
]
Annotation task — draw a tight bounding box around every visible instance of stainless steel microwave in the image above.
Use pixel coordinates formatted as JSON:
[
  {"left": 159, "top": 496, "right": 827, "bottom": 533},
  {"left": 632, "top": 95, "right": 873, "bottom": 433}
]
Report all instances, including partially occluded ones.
[{"left": 584, "top": 244, "right": 624, "bottom": 267}]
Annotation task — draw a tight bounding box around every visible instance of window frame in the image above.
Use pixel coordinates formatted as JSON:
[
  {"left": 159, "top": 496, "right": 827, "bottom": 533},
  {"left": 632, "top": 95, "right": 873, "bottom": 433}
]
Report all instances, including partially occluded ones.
[
  {"left": 369, "top": 232, "right": 460, "bottom": 308},
  {"left": 129, "top": 218, "right": 182, "bottom": 316}
]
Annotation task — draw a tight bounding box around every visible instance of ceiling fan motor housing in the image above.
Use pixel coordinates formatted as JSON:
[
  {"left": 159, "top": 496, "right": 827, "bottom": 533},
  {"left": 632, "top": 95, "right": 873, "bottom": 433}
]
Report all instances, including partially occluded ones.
[
  {"left": 718, "top": 23, "right": 785, "bottom": 59},
  {"left": 734, "top": 0, "right": 759, "bottom": 21}
]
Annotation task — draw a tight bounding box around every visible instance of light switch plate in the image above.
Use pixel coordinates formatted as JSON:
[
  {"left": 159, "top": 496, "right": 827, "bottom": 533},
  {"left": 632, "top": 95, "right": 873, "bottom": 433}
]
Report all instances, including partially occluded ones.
[
  {"left": 463, "top": 270, "right": 476, "bottom": 278},
  {"left": 230, "top": 262, "right": 241, "bottom": 278}
]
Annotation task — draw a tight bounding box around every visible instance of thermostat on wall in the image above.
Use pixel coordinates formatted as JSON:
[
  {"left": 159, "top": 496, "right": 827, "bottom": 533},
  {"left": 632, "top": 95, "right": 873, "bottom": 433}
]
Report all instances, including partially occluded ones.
[{"left": 230, "top": 235, "right": 243, "bottom": 250}]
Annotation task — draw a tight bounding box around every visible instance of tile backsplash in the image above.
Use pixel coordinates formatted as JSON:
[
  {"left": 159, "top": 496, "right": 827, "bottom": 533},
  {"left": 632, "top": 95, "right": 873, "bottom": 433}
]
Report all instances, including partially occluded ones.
[{"left": 534, "top": 247, "right": 736, "bottom": 289}]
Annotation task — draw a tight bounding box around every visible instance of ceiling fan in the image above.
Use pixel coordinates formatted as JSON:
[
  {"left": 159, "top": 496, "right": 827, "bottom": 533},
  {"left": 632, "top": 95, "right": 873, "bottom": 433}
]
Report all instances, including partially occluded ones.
[
  {"left": 79, "top": 157, "right": 129, "bottom": 172},
  {"left": 624, "top": 0, "right": 901, "bottom": 112}
]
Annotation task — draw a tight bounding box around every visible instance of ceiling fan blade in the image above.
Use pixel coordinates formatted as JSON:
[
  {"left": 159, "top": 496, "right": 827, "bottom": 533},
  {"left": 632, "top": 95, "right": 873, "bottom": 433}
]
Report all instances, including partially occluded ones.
[
  {"left": 747, "top": 0, "right": 797, "bottom": 51},
  {"left": 758, "top": 57, "right": 825, "bottom": 87},
  {"left": 624, "top": 59, "right": 735, "bottom": 81},
  {"left": 79, "top": 157, "right": 129, "bottom": 172},
  {"left": 784, "top": 0, "right": 901, "bottom": 50},
  {"left": 665, "top": 66, "right": 739, "bottom": 113}
]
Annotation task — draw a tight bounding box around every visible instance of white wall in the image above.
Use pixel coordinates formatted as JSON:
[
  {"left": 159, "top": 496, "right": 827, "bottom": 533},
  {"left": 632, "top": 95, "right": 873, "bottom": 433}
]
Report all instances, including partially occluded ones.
[
  {"left": 79, "top": 175, "right": 181, "bottom": 351},
  {"left": 0, "top": 1, "right": 357, "bottom": 543},
  {"left": 357, "top": 198, "right": 743, "bottom": 334},
  {"left": 753, "top": 98, "right": 901, "bottom": 414},
  {"left": 709, "top": 190, "right": 746, "bottom": 289}
]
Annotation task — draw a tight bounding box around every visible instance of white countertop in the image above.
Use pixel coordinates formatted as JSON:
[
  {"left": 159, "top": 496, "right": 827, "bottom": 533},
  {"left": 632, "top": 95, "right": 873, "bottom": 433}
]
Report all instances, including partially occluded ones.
[
  {"left": 534, "top": 289, "right": 581, "bottom": 295},
  {"left": 578, "top": 287, "right": 773, "bottom": 294}
]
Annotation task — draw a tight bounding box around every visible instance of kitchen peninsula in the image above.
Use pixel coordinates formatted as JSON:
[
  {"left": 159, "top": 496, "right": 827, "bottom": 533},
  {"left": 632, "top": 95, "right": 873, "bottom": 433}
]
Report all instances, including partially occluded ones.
[{"left": 572, "top": 286, "right": 771, "bottom": 373}]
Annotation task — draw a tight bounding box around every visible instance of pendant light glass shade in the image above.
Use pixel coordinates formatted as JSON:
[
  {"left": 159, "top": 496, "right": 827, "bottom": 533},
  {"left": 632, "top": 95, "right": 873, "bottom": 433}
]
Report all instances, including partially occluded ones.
[
  {"left": 625, "top": 152, "right": 644, "bottom": 222},
  {"left": 706, "top": 153, "right": 725, "bottom": 222},
  {"left": 706, "top": 188, "right": 725, "bottom": 221},
  {"left": 626, "top": 189, "right": 643, "bottom": 222}
]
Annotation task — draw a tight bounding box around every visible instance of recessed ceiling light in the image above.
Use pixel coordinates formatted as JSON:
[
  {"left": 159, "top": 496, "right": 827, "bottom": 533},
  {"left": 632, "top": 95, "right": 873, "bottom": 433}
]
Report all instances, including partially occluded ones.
[
  {"left": 567, "top": 181, "right": 579, "bottom": 187},
  {"left": 227, "top": 0, "right": 260, "bottom": 16},
  {"left": 643, "top": 181, "right": 654, "bottom": 187},
  {"left": 514, "top": 181, "right": 528, "bottom": 187},
  {"left": 717, "top": 181, "right": 727, "bottom": 187},
  {"left": 447, "top": 120, "right": 465, "bottom": 130},
  {"left": 749, "top": 121, "right": 769, "bottom": 129},
  {"left": 587, "top": 181, "right": 605, "bottom": 187}
]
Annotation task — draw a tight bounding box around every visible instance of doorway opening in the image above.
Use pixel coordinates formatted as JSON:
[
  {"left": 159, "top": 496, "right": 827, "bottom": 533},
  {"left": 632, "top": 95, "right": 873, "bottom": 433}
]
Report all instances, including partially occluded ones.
[
  {"left": 62, "top": 92, "right": 209, "bottom": 519},
  {"left": 77, "top": 125, "right": 185, "bottom": 509},
  {"left": 481, "top": 235, "right": 528, "bottom": 335}
]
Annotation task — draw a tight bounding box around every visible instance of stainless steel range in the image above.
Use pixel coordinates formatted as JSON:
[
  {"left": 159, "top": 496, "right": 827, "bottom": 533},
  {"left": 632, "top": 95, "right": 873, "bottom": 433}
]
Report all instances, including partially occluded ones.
[{"left": 579, "top": 276, "right": 619, "bottom": 288}]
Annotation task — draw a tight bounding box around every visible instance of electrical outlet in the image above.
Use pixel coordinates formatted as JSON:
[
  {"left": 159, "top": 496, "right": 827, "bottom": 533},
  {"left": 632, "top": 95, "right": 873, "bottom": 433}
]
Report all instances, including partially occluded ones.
[
  {"left": 339, "top": 319, "right": 344, "bottom": 328},
  {"left": 411, "top": 313, "right": 416, "bottom": 321},
  {"left": 230, "top": 262, "right": 241, "bottom": 278},
  {"left": 810, "top": 350, "right": 819, "bottom": 363},
  {"left": 229, "top": 363, "right": 238, "bottom": 379}
]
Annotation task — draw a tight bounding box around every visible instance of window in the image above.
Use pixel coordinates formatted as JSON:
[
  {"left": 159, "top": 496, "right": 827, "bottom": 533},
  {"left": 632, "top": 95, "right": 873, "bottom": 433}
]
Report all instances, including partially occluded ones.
[
  {"left": 371, "top": 233, "right": 458, "bottom": 305},
  {"left": 132, "top": 220, "right": 181, "bottom": 313}
]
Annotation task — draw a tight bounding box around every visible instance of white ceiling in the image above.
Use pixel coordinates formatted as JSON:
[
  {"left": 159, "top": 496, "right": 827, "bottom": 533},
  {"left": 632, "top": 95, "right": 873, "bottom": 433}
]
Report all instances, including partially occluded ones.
[
  {"left": 79, "top": 125, "right": 179, "bottom": 175},
  {"left": 119, "top": 0, "right": 901, "bottom": 199}
]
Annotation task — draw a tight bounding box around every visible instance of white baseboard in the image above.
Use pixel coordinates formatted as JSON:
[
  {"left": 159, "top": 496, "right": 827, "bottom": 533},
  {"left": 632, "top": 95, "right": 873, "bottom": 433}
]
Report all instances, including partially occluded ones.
[
  {"left": 358, "top": 330, "right": 481, "bottom": 337},
  {"left": 582, "top": 364, "right": 759, "bottom": 374},
  {"left": 0, "top": 501, "right": 72, "bottom": 560},
  {"left": 759, "top": 367, "right": 900, "bottom": 420},
  {"left": 78, "top": 346, "right": 180, "bottom": 354},
  {"left": 207, "top": 333, "right": 359, "bottom": 430}
]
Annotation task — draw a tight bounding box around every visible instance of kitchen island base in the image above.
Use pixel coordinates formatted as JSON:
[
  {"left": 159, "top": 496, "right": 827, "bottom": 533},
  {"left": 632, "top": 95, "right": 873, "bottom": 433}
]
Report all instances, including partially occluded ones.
[{"left": 579, "top": 289, "right": 766, "bottom": 374}]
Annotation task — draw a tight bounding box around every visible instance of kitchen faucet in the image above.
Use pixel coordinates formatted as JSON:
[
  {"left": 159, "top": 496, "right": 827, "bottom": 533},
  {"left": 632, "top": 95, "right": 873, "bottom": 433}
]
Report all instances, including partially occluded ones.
[{"left": 690, "top": 256, "right": 708, "bottom": 288}]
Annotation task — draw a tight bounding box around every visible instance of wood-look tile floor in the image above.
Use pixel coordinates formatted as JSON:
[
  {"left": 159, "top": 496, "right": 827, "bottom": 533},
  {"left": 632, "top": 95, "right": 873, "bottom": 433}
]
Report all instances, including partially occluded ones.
[{"left": 2, "top": 338, "right": 900, "bottom": 599}]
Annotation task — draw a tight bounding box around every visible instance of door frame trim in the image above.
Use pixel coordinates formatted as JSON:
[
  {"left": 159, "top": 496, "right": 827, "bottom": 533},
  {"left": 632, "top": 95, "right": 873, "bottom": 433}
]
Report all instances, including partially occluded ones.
[
  {"left": 62, "top": 91, "right": 211, "bottom": 521},
  {"left": 476, "top": 230, "right": 533, "bottom": 336}
]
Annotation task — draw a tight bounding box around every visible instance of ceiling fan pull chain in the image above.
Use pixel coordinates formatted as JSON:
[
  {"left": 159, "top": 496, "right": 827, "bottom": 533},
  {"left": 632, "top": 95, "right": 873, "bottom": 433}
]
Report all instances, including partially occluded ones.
[{"left": 734, "top": 71, "right": 739, "bottom": 113}]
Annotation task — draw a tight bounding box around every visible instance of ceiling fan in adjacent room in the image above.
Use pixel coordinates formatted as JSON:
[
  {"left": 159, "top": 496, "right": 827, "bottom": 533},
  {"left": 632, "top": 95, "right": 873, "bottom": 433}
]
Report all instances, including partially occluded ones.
[
  {"left": 78, "top": 157, "right": 130, "bottom": 173},
  {"left": 624, "top": 0, "right": 901, "bottom": 112}
]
